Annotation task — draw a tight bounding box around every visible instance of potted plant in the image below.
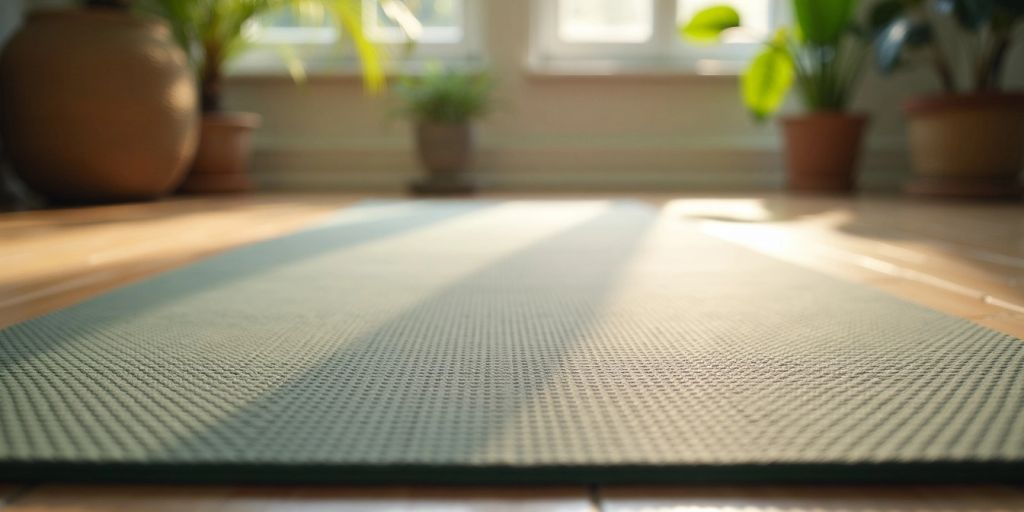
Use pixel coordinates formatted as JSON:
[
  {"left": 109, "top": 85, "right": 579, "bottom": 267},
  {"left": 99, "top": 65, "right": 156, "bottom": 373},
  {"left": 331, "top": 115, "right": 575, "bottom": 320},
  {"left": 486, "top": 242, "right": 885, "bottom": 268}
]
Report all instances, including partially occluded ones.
[
  {"left": 682, "top": 1, "right": 870, "bottom": 193},
  {"left": 873, "top": 0, "right": 1024, "bottom": 198},
  {"left": 0, "top": 0, "right": 199, "bottom": 202},
  {"left": 394, "top": 68, "right": 493, "bottom": 195},
  {"left": 140, "top": 0, "right": 386, "bottom": 193}
]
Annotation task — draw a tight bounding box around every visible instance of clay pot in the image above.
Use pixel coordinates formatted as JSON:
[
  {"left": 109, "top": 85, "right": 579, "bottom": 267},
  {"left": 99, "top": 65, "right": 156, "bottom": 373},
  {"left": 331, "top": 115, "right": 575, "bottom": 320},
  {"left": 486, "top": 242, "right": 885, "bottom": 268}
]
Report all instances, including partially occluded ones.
[
  {"left": 410, "top": 122, "right": 477, "bottom": 195},
  {"left": 903, "top": 93, "right": 1024, "bottom": 198},
  {"left": 781, "top": 113, "right": 868, "bottom": 193},
  {"left": 178, "top": 112, "right": 261, "bottom": 194},
  {"left": 0, "top": 8, "right": 199, "bottom": 203}
]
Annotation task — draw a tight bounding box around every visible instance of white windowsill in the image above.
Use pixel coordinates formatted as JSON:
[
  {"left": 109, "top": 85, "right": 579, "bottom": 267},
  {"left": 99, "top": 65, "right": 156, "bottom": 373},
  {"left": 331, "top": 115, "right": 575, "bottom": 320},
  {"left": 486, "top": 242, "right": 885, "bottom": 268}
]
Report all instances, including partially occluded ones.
[
  {"left": 226, "top": 54, "right": 488, "bottom": 81},
  {"left": 524, "top": 56, "right": 746, "bottom": 79}
]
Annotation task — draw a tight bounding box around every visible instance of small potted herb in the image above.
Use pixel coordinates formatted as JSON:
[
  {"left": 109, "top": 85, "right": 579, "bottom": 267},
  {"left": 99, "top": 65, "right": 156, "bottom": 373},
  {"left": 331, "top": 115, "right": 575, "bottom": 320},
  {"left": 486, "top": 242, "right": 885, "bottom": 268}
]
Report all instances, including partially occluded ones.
[
  {"left": 395, "top": 68, "right": 494, "bottom": 195},
  {"left": 682, "top": 1, "right": 870, "bottom": 193},
  {"left": 872, "top": 0, "right": 1024, "bottom": 198}
]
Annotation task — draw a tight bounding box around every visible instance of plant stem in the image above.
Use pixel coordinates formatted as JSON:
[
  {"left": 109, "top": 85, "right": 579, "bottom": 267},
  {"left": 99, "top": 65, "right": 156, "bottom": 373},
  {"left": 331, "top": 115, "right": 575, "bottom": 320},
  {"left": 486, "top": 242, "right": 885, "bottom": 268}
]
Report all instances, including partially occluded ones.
[
  {"left": 986, "top": 37, "right": 1011, "bottom": 90},
  {"left": 977, "top": 30, "right": 1012, "bottom": 91},
  {"left": 929, "top": 39, "right": 957, "bottom": 92},
  {"left": 201, "top": 49, "right": 223, "bottom": 113},
  {"left": 919, "top": 3, "right": 957, "bottom": 93},
  {"left": 787, "top": 40, "right": 815, "bottom": 110}
]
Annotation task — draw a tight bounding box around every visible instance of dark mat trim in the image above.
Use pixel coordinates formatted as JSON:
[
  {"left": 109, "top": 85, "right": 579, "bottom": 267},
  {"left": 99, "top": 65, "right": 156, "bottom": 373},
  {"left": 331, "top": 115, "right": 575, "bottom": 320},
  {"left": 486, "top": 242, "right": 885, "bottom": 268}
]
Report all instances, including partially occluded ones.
[{"left": 1, "top": 462, "right": 1020, "bottom": 485}]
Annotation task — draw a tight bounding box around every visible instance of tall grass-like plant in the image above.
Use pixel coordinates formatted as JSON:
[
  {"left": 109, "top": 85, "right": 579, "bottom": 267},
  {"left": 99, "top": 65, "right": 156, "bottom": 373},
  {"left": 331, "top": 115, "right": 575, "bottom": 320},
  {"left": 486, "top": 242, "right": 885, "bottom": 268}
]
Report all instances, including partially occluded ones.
[
  {"left": 138, "top": 0, "right": 388, "bottom": 111},
  {"left": 394, "top": 68, "right": 494, "bottom": 124},
  {"left": 682, "top": 0, "right": 868, "bottom": 120},
  {"left": 872, "top": 0, "right": 1024, "bottom": 92}
]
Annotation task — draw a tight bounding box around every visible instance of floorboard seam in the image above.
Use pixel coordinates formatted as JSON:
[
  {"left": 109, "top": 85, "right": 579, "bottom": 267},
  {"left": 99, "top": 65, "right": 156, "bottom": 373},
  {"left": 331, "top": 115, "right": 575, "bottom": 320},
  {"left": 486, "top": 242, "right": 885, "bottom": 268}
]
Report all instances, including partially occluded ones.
[
  {"left": 0, "top": 484, "right": 34, "bottom": 509},
  {"left": 588, "top": 484, "right": 604, "bottom": 512}
]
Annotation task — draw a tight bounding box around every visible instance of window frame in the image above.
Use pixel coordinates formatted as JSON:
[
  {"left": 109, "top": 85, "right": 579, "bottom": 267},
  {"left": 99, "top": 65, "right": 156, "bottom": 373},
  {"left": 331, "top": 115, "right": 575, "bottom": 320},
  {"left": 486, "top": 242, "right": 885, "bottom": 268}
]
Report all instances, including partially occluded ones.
[
  {"left": 530, "top": 0, "right": 787, "bottom": 74},
  {"left": 363, "top": 0, "right": 466, "bottom": 45},
  {"left": 229, "top": 0, "right": 485, "bottom": 76}
]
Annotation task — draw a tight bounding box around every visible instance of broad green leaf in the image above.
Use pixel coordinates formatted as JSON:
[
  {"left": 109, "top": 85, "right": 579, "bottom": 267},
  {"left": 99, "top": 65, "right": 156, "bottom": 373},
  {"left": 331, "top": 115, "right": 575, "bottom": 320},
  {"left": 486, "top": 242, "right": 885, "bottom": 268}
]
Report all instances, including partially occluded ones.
[
  {"left": 792, "top": 0, "right": 857, "bottom": 45},
  {"left": 137, "top": 0, "right": 387, "bottom": 97},
  {"left": 874, "top": 17, "right": 932, "bottom": 73},
  {"left": 741, "top": 41, "right": 795, "bottom": 120},
  {"left": 329, "top": 0, "right": 386, "bottom": 93},
  {"left": 995, "top": 0, "right": 1024, "bottom": 17},
  {"left": 935, "top": 0, "right": 994, "bottom": 30},
  {"left": 868, "top": 0, "right": 905, "bottom": 34},
  {"left": 680, "top": 5, "right": 741, "bottom": 43},
  {"left": 993, "top": 0, "right": 1024, "bottom": 31}
]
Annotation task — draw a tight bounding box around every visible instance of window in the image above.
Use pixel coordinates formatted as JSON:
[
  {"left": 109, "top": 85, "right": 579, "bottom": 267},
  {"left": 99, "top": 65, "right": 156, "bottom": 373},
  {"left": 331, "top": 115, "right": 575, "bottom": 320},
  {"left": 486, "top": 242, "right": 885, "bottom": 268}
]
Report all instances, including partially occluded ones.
[
  {"left": 234, "top": 0, "right": 481, "bottom": 75},
  {"left": 365, "top": 0, "right": 464, "bottom": 44},
  {"left": 558, "top": 0, "right": 654, "bottom": 43},
  {"left": 254, "top": 5, "right": 336, "bottom": 45},
  {"left": 532, "top": 0, "right": 783, "bottom": 73},
  {"left": 676, "top": 0, "right": 774, "bottom": 43}
]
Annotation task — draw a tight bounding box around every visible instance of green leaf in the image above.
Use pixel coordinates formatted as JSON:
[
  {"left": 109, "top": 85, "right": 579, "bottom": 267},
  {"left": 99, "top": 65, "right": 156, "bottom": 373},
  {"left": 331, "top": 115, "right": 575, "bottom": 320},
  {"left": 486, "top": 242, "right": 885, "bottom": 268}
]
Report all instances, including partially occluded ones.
[
  {"left": 935, "top": 0, "right": 994, "bottom": 30},
  {"left": 868, "top": 0, "right": 906, "bottom": 34},
  {"left": 137, "top": 0, "right": 387, "bottom": 99},
  {"left": 994, "top": 0, "right": 1024, "bottom": 17},
  {"left": 328, "top": 0, "right": 386, "bottom": 93},
  {"left": 741, "top": 38, "right": 795, "bottom": 120},
  {"left": 394, "top": 68, "right": 495, "bottom": 123},
  {"left": 679, "top": 5, "right": 741, "bottom": 43},
  {"left": 993, "top": 0, "right": 1024, "bottom": 32},
  {"left": 874, "top": 17, "right": 932, "bottom": 74},
  {"left": 792, "top": 0, "right": 858, "bottom": 45}
]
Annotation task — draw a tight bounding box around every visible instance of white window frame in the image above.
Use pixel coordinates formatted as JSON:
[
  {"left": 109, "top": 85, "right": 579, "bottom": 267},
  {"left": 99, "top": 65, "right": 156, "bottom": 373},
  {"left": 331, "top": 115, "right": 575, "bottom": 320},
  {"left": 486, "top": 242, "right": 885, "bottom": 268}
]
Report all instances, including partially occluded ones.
[
  {"left": 363, "top": 0, "right": 464, "bottom": 45},
  {"left": 230, "top": 0, "right": 485, "bottom": 76},
  {"left": 530, "top": 0, "right": 787, "bottom": 75}
]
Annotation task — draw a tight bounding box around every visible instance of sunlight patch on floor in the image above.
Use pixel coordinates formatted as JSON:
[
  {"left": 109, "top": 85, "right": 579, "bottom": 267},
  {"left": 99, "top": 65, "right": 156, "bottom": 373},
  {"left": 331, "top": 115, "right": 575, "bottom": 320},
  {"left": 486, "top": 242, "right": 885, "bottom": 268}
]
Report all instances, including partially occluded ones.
[{"left": 662, "top": 198, "right": 775, "bottom": 223}]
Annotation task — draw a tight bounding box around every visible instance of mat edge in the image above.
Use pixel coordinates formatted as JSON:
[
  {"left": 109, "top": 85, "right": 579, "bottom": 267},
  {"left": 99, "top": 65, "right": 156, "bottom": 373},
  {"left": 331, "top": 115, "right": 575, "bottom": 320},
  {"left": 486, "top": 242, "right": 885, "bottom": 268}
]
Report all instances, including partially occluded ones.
[{"left": 0, "top": 462, "right": 1019, "bottom": 485}]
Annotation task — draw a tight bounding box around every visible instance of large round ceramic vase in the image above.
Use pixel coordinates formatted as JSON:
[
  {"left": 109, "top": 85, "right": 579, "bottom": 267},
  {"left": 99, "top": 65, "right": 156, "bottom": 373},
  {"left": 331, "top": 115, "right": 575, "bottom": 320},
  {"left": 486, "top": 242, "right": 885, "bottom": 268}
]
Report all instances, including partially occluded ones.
[
  {"left": 904, "top": 94, "right": 1024, "bottom": 199},
  {"left": 0, "top": 8, "right": 199, "bottom": 203},
  {"left": 410, "top": 122, "right": 478, "bottom": 196},
  {"left": 781, "top": 113, "right": 868, "bottom": 194}
]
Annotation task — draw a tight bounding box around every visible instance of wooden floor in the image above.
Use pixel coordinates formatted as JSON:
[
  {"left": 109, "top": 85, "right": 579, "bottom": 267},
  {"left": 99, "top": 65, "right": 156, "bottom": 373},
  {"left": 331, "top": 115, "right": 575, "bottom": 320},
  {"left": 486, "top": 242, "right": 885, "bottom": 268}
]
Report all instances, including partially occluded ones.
[{"left": 1, "top": 192, "right": 1022, "bottom": 511}]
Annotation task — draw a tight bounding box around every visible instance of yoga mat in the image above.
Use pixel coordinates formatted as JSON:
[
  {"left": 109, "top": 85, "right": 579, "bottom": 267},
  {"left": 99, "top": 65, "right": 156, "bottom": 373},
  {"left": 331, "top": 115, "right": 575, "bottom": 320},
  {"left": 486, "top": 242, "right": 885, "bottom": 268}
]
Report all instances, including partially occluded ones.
[{"left": 1, "top": 200, "right": 1021, "bottom": 483}]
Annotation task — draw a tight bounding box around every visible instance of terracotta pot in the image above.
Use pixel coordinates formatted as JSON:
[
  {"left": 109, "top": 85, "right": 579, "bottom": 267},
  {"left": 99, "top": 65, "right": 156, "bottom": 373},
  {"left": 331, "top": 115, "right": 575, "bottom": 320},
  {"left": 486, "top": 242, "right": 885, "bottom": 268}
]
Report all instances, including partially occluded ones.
[
  {"left": 410, "top": 122, "right": 477, "bottom": 195},
  {"left": 781, "top": 113, "right": 868, "bottom": 193},
  {"left": 903, "top": 93, "right": 1024, "bottom": 198},
  {"left": 0, "top": 8, "right": 199, "bottom": 203},
  {"left": 178, "top": 112, "right": 261, "bottom": 194}
]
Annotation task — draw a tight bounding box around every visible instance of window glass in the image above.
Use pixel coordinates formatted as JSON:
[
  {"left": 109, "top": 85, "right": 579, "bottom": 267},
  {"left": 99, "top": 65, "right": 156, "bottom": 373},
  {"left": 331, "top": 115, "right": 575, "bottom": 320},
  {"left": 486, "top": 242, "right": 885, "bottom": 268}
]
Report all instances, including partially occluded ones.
[
  {"left": 252, "top": 5, "right": 335, "bottom": 44},
  {"left": 557, "top": 0, "right": 654, "bottom": 43},
  {"left": 365, "top": 0, "right": 464, "bottom": 43},
  {"left": 258, "top": 5, "right": 331, "bottom": 28},
  {"left": 677, "top": 0, "right": 773, "bottom": 43},
  {"left": 254, "top": 1, "right": 465, "bottom": 45}
]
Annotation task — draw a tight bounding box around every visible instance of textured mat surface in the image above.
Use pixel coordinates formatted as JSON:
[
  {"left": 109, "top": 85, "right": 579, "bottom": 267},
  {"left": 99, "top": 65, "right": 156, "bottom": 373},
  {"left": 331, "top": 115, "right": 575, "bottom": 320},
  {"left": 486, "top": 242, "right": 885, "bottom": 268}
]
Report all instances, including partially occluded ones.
[{"left": 1, "top": 200, "right": 1022, "bottom": 484}]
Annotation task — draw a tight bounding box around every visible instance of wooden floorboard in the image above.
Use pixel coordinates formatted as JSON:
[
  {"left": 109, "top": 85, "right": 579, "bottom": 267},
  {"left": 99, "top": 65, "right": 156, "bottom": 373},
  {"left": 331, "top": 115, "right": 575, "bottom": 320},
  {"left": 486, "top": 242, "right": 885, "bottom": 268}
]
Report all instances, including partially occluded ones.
[
  {"left": 599, "top": 485, "right": 1024, "bottom": 511},
  {"left": 5, "top": 485, "right": 594, "bottom": 511},
  {"left": 669, "top": 195, "right": 1024, "bottom": 337},
  {"left": 0, "top": 485, "right": 29, "bottom": 509},
  {"left": 0, "top": 194, "right": 355, "bottom": 329},
  {"left": 1, "top": 192, "right": 1022, "bottom": 510}
]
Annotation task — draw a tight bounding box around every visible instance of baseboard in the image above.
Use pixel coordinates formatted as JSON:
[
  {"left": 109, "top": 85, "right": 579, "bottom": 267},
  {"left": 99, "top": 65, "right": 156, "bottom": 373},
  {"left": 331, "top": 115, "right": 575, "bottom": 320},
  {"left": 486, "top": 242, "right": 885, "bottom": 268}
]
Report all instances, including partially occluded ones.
[{"left": 251, "top": 141, "right": 911, "bottom": 192}]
